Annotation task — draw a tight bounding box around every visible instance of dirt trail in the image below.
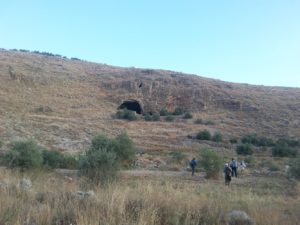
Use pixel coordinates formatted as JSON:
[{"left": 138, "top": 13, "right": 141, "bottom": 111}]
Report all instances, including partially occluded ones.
[{"left": 55, "top": 169, "right": 206, "bottom": 181}]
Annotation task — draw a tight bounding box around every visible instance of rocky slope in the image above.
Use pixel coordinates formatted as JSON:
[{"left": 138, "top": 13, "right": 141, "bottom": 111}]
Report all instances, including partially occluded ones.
[{"left": 0, "top": 49, "right": 299, "bottom": 153}]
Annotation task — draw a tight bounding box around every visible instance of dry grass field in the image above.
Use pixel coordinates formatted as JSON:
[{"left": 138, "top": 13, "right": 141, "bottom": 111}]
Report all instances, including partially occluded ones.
[{"left": 0, "top": 168, "right": 299, "bottom": 225}]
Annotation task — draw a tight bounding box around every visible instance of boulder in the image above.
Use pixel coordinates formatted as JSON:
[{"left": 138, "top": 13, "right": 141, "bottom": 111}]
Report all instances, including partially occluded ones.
[
  {"left": 74, "top": 190, "right": 95, "bottom": 199},
  {"left": 225, "top": 210, "right": 254, "bottom": 225},
  {"left": 20, "top": 178, "right": 32, "bottom": 191}
]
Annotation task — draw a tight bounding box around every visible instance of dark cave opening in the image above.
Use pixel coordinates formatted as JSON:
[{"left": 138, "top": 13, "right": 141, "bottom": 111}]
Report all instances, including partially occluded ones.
[{"left": 118, "top": 100, "right": 143, "bottom": 114}]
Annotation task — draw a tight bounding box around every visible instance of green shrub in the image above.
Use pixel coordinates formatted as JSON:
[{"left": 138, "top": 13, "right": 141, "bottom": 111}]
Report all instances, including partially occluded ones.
[
  {"left": 236, "top": 144, "right": 253, "bottom": 155},
  {"left": 173, "top": 107, "right": 184, "bottom": 116},
  {"left": 199, "top": 149, "right": 222, "bottom": 179},
  {"left": 229, "top": 138, "right": 238, "bottom": 144},
  {"left": 115, "top": 109, "right": 137, "bottom": 121},
  {"left": 212, "top": 132, "right": 222, "bottom": 142},
  {"left": 277, "top": 138, "right": 299, "bottom": 147},
  {"left": 196, "top": 130, "right": 211, "bottom": 140},
  {"left": 194, "top": 119, "right": 203, "bottom": 124},
  {"left": 204, "top": 120, "right": 215, "bottom": 125},
  {"left": 272, "top": 144, "right": 297, "bottom": 157},
  {"left": 61, "top": 155, "right": 78, "bottom": 169},
  {"left": 183, "top": 112, "right": 193, "bottom": 119},
  {"left": 42, "top": 149, "right": 78, "bottom": 169},
  {"left": 194, "top": 119, "right": 215, "bottom": 125},
  {"left": 0, "top": 140, "right": 3, "bottom": 148},
  {"left": 241, "top": 133, "right": 274, "bottom": 147},
  {"left": 3, "top": 139, "right": 43, "bottom": 169},
  {"left": 165, "top": 115, "right": 175, "bottom": 122},
  {"left": 42, "top": 149, "right": 63, "bottom": 168},
  {"left": 79, "top": 132, "right": 135, "bottom": 183},
  {"left": 152, "top": 112, "right": 160, "bottom": 121},
  {"left": 144, "top": 112, "right": 160, "bottom": 121},
  {"left": 79, "top": 147, "right": 118, "bottom": 183},
  {"left": 159, "top": 108, "right": 169, "bottom": 116},
  {"left": 288, "top": 157, "right": 300, "bottom": 180},
  {"left": 113, "top": 132, "right": 135, "bottom": 162},
  {"left": 144, "top": 113, "right": 152, "bottom": 121}
]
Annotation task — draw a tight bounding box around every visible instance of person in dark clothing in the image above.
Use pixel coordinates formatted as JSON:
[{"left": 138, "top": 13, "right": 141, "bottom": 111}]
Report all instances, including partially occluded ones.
[
  {"left": 190, "top": 158, "right": 197, "bottom": 176},
  {"left": 224, "top": 163, "right": 232, "bottom": 185},
  {"left": 230, "top": 158, "right": 238, "bottom": 177}
]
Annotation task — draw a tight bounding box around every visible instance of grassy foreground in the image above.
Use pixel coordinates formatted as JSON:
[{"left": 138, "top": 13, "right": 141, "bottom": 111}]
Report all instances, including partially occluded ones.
[{"left": 0, "top": 168, "right": 299, "bottom": 225}]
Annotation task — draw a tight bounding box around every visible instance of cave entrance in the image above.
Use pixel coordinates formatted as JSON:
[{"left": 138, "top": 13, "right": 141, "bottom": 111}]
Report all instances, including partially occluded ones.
[{"left": 118, "top": 100, "right": 143, "bottom": 114}]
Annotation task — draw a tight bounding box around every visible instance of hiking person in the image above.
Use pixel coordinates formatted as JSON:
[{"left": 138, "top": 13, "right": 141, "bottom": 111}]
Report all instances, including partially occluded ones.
[
  {"left": 190, "top": 158, "right": 197, "bottom": 176},
  {"left": 224, "top": 163, "right": 232, "bottom": 185},
  {"left": 230, "top": 158, "right": 238, "bottom": 177}
]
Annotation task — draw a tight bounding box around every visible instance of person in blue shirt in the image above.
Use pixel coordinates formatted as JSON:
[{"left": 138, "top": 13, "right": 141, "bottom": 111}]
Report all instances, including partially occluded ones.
[
  {"left": 190, "top": 158, "right": 197, "bottom": 176},
  {"left": 230, "top": 158, "right": 238, "bottom": 177}
]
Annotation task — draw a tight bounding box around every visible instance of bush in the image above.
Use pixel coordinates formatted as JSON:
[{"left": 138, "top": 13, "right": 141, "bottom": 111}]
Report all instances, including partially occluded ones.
[
  {"left": 199, "top": 149, "right": 222, "bottom": 179},
  {"left": 196, "top": 130, "right": 211, "bottom": 140},
  {"left": 183, "top": 112, "right": 193, "bottom": 119},
  {"left": 194, "top": 119, "right": 203, "bottom": 124},
  {"left": 159, "top": 108, "right": 169, "bottom": 116},
  {"left": 271, "top": 144, "right": 297, "bottom": 157},
  {"left": 165, "top": 115, "right": 175, "bottom": 122},
  {"left": 236, "top": 144, "right": 253, "bottom": 155},
  {"left": 144, "top": 113, "right": 152, "bottom": 121},
  {"left": 204, "top": 120, "right": 215, "bottom": 125},
  {"left": 3, "top": 139, "right": 43, "bottom": 169},
  {"left": 79, "top": 147, "right": 118, "bottom": 183},
  {"left": 277, "top": 138, "right": 299, "bottom": 147},
  {"left": 115, "top": 109, "right": 137, "bottom": 121},
  {"left": 144, "top": 112, "right": 160, "bottom": 121},
  {"left": 241, "top": 134, "right": 274, "bottom": 147},
  {"left": 212, "top": 132, "right": 222, "bottom": 142},
  {"left": 42, "top": 149, "right": 78, "bottom": 169},
  {"left": 113, "top": 132, "right": 135, "bottom": 162},
  {"left": 42, "top": 149, "right": 63, "bottom": 168},
  {"left": 152, "top": 112, "right": 160, "bottom": 121},
  {"left": 288, "top": 157, "right": 300, "bottom": 180},
  {"left": 194, "top": 119, "right": 216, "bottom": 125},
  {"left": 229, "top": 138, "right": 238, "bottom": 144},
  {"left": 79, "top": 132, "right": 135, "bottom": 183},
  {"left": 173, "top": 107, "right": 184, "bottom": 116}
]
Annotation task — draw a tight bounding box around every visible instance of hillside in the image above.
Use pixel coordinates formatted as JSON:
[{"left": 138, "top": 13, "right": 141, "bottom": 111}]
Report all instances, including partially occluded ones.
[{"left": 0, "top": 49, "right": 299, "bottom": 156}]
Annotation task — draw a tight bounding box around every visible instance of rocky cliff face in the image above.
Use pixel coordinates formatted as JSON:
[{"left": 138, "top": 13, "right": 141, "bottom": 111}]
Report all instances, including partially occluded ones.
[{"left": 0, "top": 49, "right": 299, "bottom": 152}]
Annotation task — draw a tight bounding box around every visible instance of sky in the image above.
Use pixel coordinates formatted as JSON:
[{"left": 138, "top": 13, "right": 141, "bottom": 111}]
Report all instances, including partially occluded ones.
[{"left": 1, "top": 0, "right": 300, "bottom": 87}]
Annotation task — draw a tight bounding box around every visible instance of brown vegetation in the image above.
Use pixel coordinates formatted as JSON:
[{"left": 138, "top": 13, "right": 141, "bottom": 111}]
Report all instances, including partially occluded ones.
[{"left": 0, "top": 168, "right": 299, "bottom": 225}]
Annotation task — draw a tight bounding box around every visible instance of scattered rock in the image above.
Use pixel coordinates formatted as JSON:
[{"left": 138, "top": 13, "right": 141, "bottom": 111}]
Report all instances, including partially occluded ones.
[
  {"left": 74, "top": 190, "right": 95, "bottom": 199},
  {"left": 20, "top": 178, "right": 32, "bottom": 191},
  {"left": 225, "top": 210, "right": 254, "bottom": 225},
  {"left": 284, "top": 165, "right": 290, "bottom": 173},
  {"left": 64, "top": 176, "right": 73, "bottom": 182},
  {"left": 86, "top": 190, "right": 95, "bottom": 197},
  {"left": 36, "top": 105, "right": 53, "bottom": 113}
]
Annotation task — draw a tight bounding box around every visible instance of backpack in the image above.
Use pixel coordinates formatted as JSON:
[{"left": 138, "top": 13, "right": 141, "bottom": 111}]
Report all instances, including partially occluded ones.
[
  {"left": 190, "top": 160, "right": 196, "bottom": 168},
  {"left": 224, "top": 167, "right": 232, "bottom": 176}
]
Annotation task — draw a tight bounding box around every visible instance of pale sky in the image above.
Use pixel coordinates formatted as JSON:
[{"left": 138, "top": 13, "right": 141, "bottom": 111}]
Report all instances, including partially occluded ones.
[{"left": 1, "top": 0, "right": 300, "bottom": 87}]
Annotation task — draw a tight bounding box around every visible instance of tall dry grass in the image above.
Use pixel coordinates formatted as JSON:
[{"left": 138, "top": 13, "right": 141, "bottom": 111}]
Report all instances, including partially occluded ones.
[{"left": 0, "top": 168, "right": 299, "bottom": 225}]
